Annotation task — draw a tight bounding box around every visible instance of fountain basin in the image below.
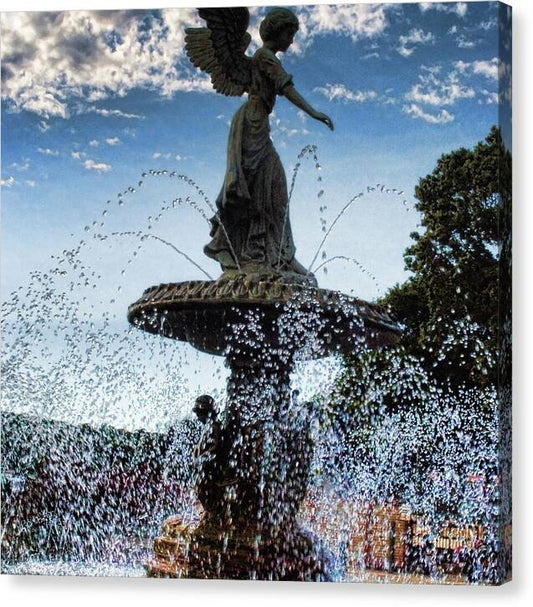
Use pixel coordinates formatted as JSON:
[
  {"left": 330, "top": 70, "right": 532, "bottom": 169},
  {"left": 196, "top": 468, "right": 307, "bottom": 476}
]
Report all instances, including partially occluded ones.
[{"left": 127, "top": 276, "right": 401, "bottom": 357}]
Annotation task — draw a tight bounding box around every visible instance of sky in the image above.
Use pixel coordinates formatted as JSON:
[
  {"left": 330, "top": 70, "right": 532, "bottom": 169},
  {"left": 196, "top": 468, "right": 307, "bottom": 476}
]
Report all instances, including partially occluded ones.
[{"left": 0, "top": 1, "right": 513, "bottom": 429}]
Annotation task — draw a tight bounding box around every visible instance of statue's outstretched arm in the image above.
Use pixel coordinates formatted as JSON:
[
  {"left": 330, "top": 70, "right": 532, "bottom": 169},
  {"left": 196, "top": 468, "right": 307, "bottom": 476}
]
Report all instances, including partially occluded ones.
[{"left": 283, "top": 84, "right": 334, "bottom": 131}]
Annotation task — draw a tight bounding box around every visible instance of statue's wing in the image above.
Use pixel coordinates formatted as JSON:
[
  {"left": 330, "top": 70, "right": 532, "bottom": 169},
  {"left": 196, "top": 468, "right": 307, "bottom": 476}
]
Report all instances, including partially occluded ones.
[{"left": 185, "top": 7, "right": 251, "bottom": 97}]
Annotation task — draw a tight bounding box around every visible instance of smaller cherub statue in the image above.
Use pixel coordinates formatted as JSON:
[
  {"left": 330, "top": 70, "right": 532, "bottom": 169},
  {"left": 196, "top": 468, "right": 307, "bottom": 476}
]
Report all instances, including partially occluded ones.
[{"left": 192, "top": 394, "right": 226, "bottom": 515}]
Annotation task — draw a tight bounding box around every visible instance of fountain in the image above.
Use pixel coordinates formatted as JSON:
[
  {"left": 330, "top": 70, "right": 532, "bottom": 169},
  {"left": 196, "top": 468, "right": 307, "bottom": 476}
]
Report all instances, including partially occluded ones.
[
  {"left": 127, "top": 7, "right": 401, "bottom": 581},
  {"left": 0, "top": 7, "right": 510, "bottom": 587}
]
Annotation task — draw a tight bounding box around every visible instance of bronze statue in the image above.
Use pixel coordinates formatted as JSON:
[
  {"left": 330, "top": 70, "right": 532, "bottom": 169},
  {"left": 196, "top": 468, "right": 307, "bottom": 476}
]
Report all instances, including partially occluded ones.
[
  {"left": 185, "top": 7, "right": 333, "bottom": 283},
  {"left": 192, "top": 395, "right": 226, "bottom": 515}
]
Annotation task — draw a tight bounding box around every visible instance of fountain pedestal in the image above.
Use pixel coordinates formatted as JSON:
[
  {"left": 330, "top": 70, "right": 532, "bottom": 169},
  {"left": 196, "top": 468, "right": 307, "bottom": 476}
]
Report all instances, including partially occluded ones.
[
  {"left": 128, "top": 274, "right": 400, "bottom": 580},
  {"left": 185, "top": 342, "right": 326, "bottom": 580}
]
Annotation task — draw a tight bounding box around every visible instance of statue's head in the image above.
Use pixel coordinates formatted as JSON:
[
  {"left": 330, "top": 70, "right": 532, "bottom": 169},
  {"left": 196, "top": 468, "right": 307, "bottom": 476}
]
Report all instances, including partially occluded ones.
[
  {"left": 193, "top": 394, "right": 217, "bottom": 423},
  {"left": 259, "top": 8, "right": 299, "bottom": 51}
]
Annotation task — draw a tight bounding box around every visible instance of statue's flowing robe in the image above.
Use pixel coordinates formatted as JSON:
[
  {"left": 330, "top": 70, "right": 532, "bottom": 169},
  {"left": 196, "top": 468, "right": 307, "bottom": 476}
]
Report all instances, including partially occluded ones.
[{"left": 204, "top": 48, "right": 301, "bottom": 273}]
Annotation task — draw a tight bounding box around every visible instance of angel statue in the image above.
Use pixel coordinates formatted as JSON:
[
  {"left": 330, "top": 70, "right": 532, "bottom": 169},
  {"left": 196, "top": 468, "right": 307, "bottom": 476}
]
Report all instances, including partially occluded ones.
[{"left": 185, "top": 7, "right": 334, "bottom": 285}]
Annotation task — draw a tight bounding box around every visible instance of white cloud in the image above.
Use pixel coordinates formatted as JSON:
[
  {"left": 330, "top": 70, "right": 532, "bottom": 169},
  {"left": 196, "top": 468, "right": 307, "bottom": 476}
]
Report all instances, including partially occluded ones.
[
  {"left": 456, "top": 36, "right": 477, "bottom": 49},
  {"left": 314, "top": 83, "right": 377, "bottom": 103},
  {"left": 0, "top": 9, "right": 210, "bottom": 118},
  {"left": 478, "top": 19, "right": 497, "bottom": 31},
  {"left": 71, "top": 150, "right": 85, "bottom": 160},
  {"left": 421, "top": 65, "right": 442, "bottom": 76},
  {"left": 296, "top": 4, "right": 390, "bottom": 43},
  {"left": 269, "top": 110, "right": 312, "bottom": 140},
  {"left": 152, "top": 151, "right": 188, "bottom": 160},
  {"left": 10, "top": 160, "right": 30, "bottom": 171},
  {"left": 397, "top": 28, "right": 435, "bottom": 57},
  {"left": 38, "top": 120, "right": 51, "bottom": 132},
  {"left": 1, "top": 176, "right": 15, "bottom": 187},
  {"left": 455, "top": 2, "right": 469, "bottom": 17},
  {"left": 88, "top": 108, "right": 143, "bottom": 119},
  {"left": 416, "top": 58, "right": 509, "bottom": 106},
  {"left": 14, "top": 88, "right": 71, "bottom": 119},
  {"left": 419, "top": 3, "right": 468, "bottom": 17},
  {"left": 406, "top": 67, "right": 475, "bottom": 106},
  {"left": 38, "top": 147, "right": 59, "bottom": 156},
  {"left": 448, "top": 18, "right": 495, "bottom": 50},
  {"left": 83, "top": 159, "right": 112, "bottom": 173},
  {"left": 403, "top": 104, "right": 454, "bottom": 124},
  {"left": 87, "top": 89, "right": 109, "bottom": 102},
  {"left": 89, "top": 140, "right": 99, "bottom": 147},
  {"left": 480, "top": 89, "right": 499, "bottom": 105},
  {"left": 296, "top": 110, "right": 308, "bottom": 124},
  {"left": 454, "top": 58, "right": 511, "bottom": 106},
  {"left": 25, "top": 180, "right": 36, "bottom": 187},
  {"left": 455, "top": 58, "right": 501, "bottom": 80},
  {"left": 226, "top": 4, "right": 392, "bottom": 56},
  {"left": 105, "top": 137, "right": 120, "bottom": 146},
  {"left": 122, "top": 127, "right": 137, "bottom": 139}
]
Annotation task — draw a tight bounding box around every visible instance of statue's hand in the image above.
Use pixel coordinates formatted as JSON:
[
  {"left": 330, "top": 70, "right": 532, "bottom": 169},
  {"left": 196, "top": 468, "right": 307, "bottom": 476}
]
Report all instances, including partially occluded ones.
[{"left": 314, "top": 112, "right": 334, "bottom": 131}]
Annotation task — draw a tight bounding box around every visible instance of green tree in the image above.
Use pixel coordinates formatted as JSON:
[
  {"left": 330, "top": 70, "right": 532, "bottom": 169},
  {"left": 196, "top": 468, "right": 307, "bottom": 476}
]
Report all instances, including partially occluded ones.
[{"left": 381, "top": 125, "right": 511, "bottom": 389}]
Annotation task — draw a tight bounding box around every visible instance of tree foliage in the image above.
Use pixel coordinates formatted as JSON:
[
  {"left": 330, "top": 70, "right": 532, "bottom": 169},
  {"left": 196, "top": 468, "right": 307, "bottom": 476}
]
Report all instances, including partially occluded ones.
[{"left": 381, "top": 125, "right": 511, "bottom": 389}]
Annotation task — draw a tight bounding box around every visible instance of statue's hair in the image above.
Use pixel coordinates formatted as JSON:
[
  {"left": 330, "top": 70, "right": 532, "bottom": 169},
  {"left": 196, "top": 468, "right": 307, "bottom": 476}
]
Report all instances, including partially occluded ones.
[
  {"left": 196, "top": 394, "right": 214, "bottom": 406},
  {"left": 259, "top": 8, "right": 299, "bottom": 43},
  {"left": 194, "top": 394, "right": 216, "bottom": 415}
]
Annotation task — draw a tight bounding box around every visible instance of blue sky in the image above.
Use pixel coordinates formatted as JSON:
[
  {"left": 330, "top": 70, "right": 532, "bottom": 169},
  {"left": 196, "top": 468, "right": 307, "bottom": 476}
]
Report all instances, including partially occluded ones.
[
  {"left": 0, "top": 1, "right": 512, "bottom": 428},
  {"left": 1, "top": 2, "right": 511, "bottom": 295}
]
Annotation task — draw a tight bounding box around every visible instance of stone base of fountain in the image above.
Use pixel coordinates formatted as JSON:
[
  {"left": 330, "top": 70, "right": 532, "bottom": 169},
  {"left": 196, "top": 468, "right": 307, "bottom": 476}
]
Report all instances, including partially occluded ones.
[
  {"left": 129, "top": 273, "right": 400, "bottom": 581},
  {"left": 146, "top": 516, "right": 330, "bottom": 581},
  {"left": 145, "top": 516, "right": 190, "bottom": 578}
]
